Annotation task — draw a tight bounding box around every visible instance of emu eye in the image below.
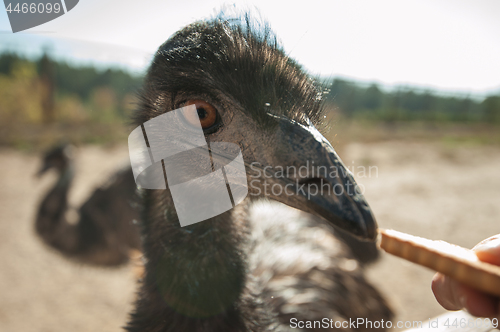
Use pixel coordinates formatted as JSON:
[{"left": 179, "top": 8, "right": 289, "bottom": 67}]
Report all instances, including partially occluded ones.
[{"left": 183, "top": 100, "right": 218, "bottom": 130}]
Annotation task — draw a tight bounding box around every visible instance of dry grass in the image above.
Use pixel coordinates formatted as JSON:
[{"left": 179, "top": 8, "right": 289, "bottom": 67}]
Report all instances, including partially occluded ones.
[{"left": 326, "top": 119, "right": 500, "bottom": 156}]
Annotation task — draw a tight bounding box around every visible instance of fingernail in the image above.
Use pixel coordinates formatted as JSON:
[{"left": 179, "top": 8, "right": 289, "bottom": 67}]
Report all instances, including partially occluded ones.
[{"left": 473, "top": 237, "right": 500, "bottom": 253}]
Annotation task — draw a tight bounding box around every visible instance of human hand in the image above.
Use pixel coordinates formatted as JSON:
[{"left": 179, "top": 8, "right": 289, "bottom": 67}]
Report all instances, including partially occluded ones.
[{"left": 432, "top": 235, "right": 500, "bottom": 319}]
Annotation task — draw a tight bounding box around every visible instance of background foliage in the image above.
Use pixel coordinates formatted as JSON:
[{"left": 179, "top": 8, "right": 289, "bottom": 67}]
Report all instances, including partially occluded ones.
[{"left": 0, "top": 52, "right": 499, "bottom": 150}]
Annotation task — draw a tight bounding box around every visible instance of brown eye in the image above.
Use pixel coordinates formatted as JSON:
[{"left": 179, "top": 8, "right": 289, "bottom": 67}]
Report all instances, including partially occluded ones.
[{"left": 184, "top": 100, "right": 218, "bottom": 129}]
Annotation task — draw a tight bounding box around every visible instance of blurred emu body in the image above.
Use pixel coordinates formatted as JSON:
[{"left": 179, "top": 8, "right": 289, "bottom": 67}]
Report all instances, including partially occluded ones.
[
  {"left": 36, "top": 145, "right": 141, "bottom": 265},
  {"left": 36, "top": 14, "right": 393, "bottom": 332}
]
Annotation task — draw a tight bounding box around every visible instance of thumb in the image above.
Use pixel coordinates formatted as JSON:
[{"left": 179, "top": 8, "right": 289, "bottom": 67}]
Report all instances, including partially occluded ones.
[{"left": 472, "top": 235, "right": 500, "bottom": 266}]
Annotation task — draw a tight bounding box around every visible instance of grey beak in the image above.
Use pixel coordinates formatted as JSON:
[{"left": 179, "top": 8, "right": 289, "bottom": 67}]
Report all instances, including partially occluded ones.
[{"left": 261, "top": 116, "right": 378, "bottom": 241}]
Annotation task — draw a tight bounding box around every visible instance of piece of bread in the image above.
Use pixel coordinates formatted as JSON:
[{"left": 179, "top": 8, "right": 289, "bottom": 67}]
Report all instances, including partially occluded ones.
[{"left": 378, "top": 229, "right": 500, "bottom": 297}]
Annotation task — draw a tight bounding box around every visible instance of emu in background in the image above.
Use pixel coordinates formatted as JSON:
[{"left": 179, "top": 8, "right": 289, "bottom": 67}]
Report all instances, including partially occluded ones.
[{"left": 35, "top": 145, "right": 141, "bottom": 265}]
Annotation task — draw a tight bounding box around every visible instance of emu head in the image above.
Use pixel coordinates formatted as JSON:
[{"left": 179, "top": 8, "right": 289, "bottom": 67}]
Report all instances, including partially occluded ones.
[
  {"left": 134, "top": 16, "right": 377, "bottom": 241},
  {"left": 37, "top": 144, "right": 74, "bottom": 177}
]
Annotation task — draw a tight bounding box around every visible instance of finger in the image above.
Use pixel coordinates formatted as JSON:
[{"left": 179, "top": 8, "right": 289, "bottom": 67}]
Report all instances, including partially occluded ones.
[
  {"left": 473, "top": 235, "right": 500, "bottom": 266},
  {"left": 432, "top": 273, "right": 464, "bottom": 310},
  {"left": 432, "top": 273, "right": 500, "bottom": 317},
  {"left": 457, "top": 283, "right": 499, "bottom": 318}
]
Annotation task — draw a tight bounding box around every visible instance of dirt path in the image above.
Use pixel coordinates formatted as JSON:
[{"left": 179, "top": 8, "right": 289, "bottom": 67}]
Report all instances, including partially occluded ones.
[
  {"left": 0, "top": 145, "right": 136, "bottom": 332},
  {"left": 0, "top": 142, "right": 498, "bottom": 331}
]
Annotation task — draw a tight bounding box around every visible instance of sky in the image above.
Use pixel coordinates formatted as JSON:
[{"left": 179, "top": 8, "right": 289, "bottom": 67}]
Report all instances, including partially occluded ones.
[{"left": 1, "top": 0, "right": 499, "bottom": 96}]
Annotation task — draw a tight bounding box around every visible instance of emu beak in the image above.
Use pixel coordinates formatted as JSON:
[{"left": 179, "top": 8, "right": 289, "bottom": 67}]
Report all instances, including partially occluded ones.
[{"left": 262, "top": 116, "right": 378, "bottom": 241}]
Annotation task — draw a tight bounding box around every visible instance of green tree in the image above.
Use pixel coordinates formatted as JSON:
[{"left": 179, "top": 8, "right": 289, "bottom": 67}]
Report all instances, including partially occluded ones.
[
  {"left": 482, "top": 95, "right": 500, "bottom": 123},
  {"left": 362, "top": 84, "right": 383, "bottom": 110}
]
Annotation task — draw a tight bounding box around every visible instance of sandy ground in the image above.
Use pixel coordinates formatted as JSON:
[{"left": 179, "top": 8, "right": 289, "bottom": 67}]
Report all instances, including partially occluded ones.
[{"left": 0, "top": 141, "right": 499, "bottom": 331}]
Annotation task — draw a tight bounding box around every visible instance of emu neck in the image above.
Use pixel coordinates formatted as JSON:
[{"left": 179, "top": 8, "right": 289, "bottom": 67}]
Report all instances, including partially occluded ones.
[
  {"left": 39, "top": 165, "right": 74, "bottom": 222},
  {"left": 130, "top": 190, "right": 251, "bottom": 330}
]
